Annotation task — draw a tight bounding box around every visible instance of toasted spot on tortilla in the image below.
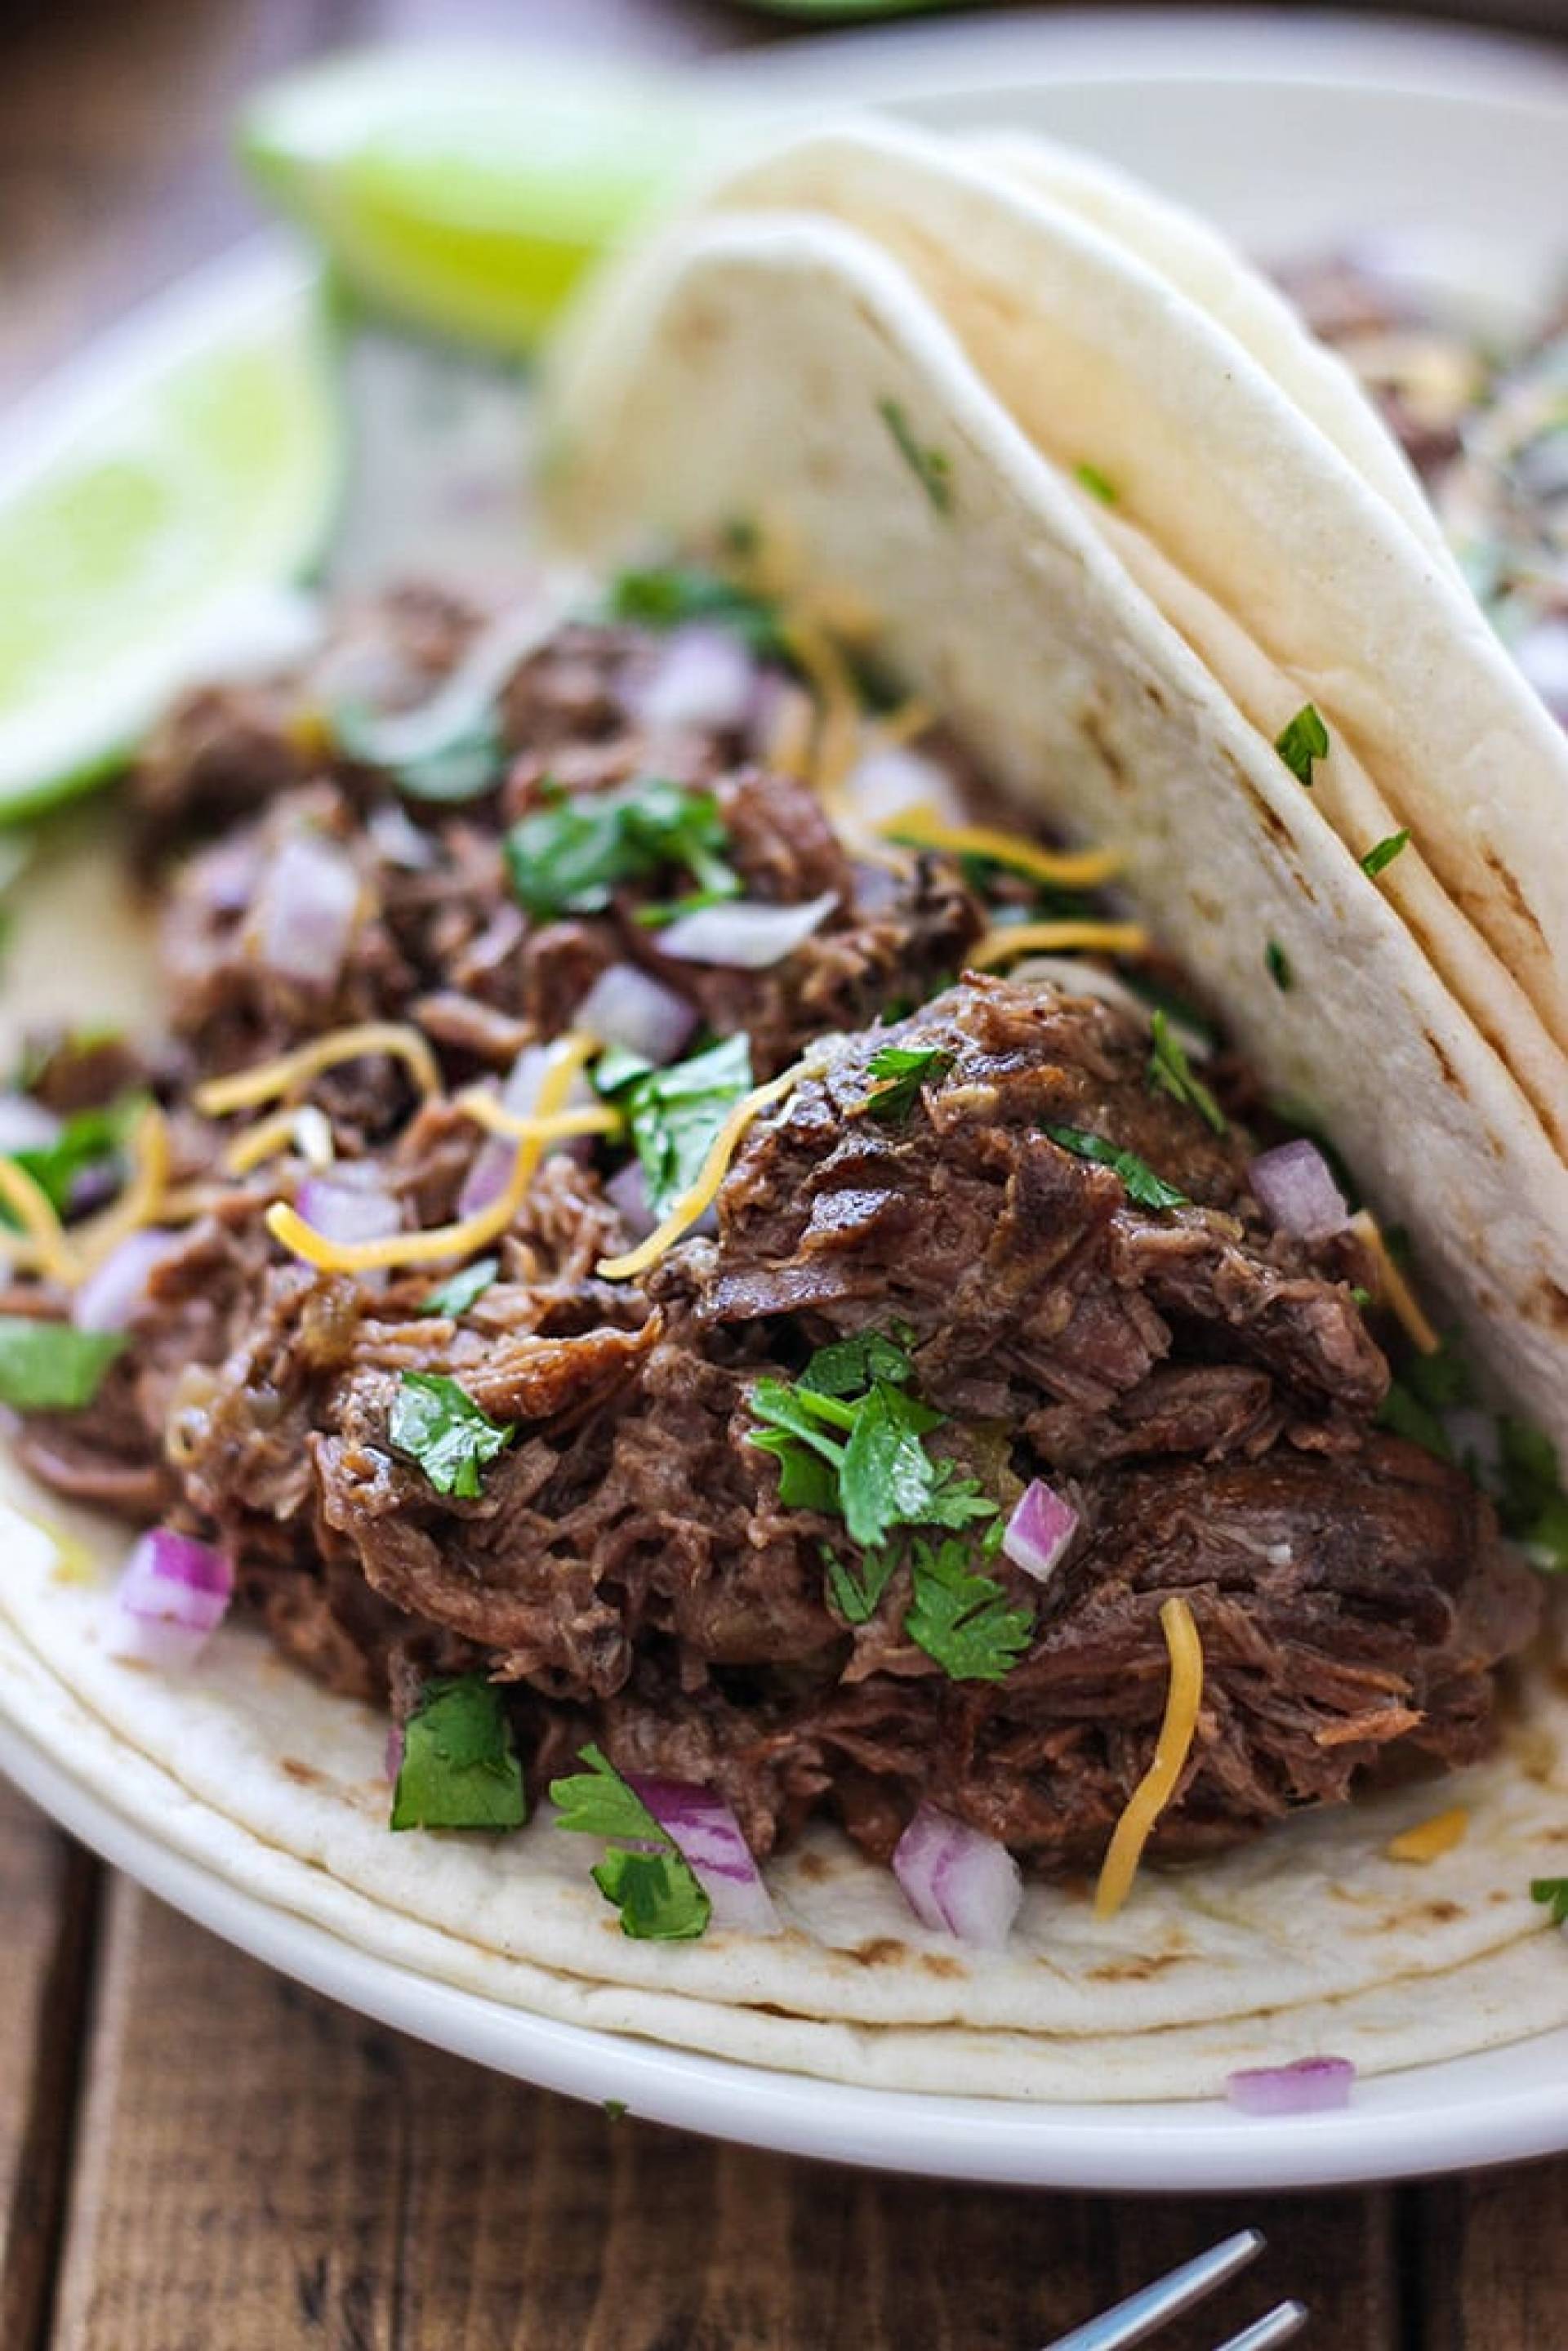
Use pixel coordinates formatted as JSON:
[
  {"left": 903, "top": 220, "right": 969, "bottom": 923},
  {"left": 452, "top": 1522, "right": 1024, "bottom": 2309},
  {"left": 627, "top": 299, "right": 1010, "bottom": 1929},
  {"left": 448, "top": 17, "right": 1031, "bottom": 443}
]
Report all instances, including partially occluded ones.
[
  {"left": 853, "top": 1936, "right": 913, "bottom": 1966},
  {"left": 920, "top": 1952, "right": 967, "bottom": 1980},
  {"left": 1479, "top": 847, "right": 1546, "bottom": 944},
  {"left": 1085, "top": 1950, "right": 1186, "bottom": 1983},
  {"left": 1079, "top": 706, "right": 1129, "bottom": 788},
  {"left": 280, "top": 1756, "right": 327, "bottom": 1788},
  {"left": 1423, "top": 1031, "right": 1463, "bottom": 1091},
  {"left": 1527, "top": 1277, "right": 1568, "bottom": 1333},
  {"left": 1420, "top": 1899, "right": 1464, "bottom": 1926},
  {"left": 792, "top": 1850, "right": 833, "bottom": 1885}
]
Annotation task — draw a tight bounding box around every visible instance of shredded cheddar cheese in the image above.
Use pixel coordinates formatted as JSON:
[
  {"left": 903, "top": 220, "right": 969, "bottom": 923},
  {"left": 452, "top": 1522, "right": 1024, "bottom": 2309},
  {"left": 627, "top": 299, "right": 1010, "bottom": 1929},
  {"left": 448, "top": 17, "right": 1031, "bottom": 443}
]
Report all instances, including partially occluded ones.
[
  {"left": 455, "top": 1089, "right": 622, "bottom": 1147},
  {"left": 972, "top": 919, "right": 1151, "bottom": 970},
  {"left": 225, "top": 1103, "right": 334, "bottom": 1177},
  {"left": 0, "top": 1158, "right": 78, "bottom": 1285},
  {"left": 779, "top": 614, "right": 864, "bottom": 799},
  {"left": 884, "top": 807, "right": 1124, "bottom": 890},
  {"left": 1349, "top": 1210, "right": 1442, "bottom": 1356},
  {"left": 596, "top": 1058, "right": 813, "bottom": 1282},
  {"left": 1094, "top": 1595, "right": 1205, "bottom": 1921},
  {"left": 1387, "top": 1806, "right": 1469, "bottom": 1864},
  {"left": 266, "top": 1034, "right": 595, "bottom": 1274},
  {"left": 875, "top": 697, "right": 936, "bottom": 750},
  {"left": 74, "top": 1103, "right": 172, "bottom": 1277},
  {"left": 764, "top": 683, "right": 816, "bottom": 782},
  {"left": 194, "top": 1022, "right": 443, "bottom": 1120}
]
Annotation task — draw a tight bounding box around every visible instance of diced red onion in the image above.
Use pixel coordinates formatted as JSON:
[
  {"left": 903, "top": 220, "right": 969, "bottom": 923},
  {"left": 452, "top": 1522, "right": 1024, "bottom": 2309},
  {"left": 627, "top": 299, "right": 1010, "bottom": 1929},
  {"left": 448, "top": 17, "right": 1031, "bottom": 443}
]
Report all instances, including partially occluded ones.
[
  {"left": 892, "top": 1803, "right": 1023, "bottom": 1951},
  {"left": 72, "top": 1227, "right": 178, "bottom": 1333},
  {"left": 367, "top": 800, "right": 440, "bottom": 871},
  {"left": 347, "top": 595, "right": 567, "bottom": 768},
  {"left": 1226, "top": 2057, "right": 1356, "bottom": 2117},
  {"left": 843, "top": 745, "right": 965, "bottom": 828},
  {"left": 295, "top": 1175, "right": 402, "bottom": 1245},
  {"left": 1003, "top": 1478, "right": 1079, "bottom": 1586},
  {"left": 576, "top": 964, "right": 697, "bottom": 1066},
  {"left": 457, "top": 1044, "right": 595, "bottom": 1217},
  {"left": 606, "top": 1159, "right": 657, "bottom": 1240},
  {"left": 255, "top": 830, "right": 361, "bottom": 990},
  {"left": 105, "top": 1528, "right": 234, "bottom": 1672},
  {"left": 385, "top": 1725, "right": 405, "bottom": 1783},
  {"left": 1247, "top": 1139, "right": 1349, "bottom": 1243},
  {"left": 652, "top": 890, "right": 837, "bottom": 971},
  {"left": 632, "top": 626, "right": 755, "bottom": 739},
  {"left": 0, "top": 1093, "right": 62, "bottom": 1157},
  {"left": 628, "top": 1774, "right": 781, "bottom": 1935}
]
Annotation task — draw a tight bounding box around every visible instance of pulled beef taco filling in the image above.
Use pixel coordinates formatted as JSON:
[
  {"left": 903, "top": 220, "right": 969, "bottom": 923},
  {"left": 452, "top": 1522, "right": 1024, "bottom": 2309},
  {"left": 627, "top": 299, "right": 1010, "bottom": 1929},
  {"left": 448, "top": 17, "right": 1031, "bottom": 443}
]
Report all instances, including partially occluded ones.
[{"left": 0, "top": 577, "right": 1544, "bottom": 1901}]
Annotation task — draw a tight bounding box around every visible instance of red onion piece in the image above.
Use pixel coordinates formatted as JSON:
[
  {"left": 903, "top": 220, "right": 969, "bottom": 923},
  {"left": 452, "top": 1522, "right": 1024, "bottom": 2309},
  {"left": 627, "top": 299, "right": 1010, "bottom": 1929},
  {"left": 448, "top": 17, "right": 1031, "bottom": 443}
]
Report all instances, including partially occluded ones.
[
  {"left": 606, "top": 1158, "right": 657, "bottom": 1240},
  {"left": 294, "top": 1175, "right": 402, "bottom": 1245},
  {"left": 893, "top": 1803, "right": 1023, "bottom": 1951},
  {"left": 105, "top": 1528, "right": 234, "bottom": 1672},
  {"left": 0, "top": 1093, "right": 63, "bottom": 1157},
  {"left": 628, "top": 1774, "right": 781, "bottom": 1935},
  {"left": 255, "top": 830, "right": 361, "bottom": 990},
  {"left": 1247, "top": 1139, "right": 1350, "bottom": 1243},
  {"left": 633, "top": 625, "right": 755, "bottom": 739},
  {"left": 1003, "top": 1478, "right": 1079, "bottom": 1585},
  {"left": 72, "top": 1227, "right": 178, "bottom": 1333},
  {"left": 576, "top": 964, "right": 697, "bottom": 1066},
  {"left": 1226, "top": 2057, "right": 1356, "bottom": 2117},
  {"left": 385, "top": 1725, "right": 405, "bottom": 1783},
  {"left": 458, "top": 1044, "right": 595, "bottom": 1218},
  {"left": 652, "top": 890, "right": 837, "bottom": 971},
  {"left": 843, "top": 745, "right": 964, "bottom": 827},
  {"left": 368, "top": 800, "right": 440, "bottom": 871}
]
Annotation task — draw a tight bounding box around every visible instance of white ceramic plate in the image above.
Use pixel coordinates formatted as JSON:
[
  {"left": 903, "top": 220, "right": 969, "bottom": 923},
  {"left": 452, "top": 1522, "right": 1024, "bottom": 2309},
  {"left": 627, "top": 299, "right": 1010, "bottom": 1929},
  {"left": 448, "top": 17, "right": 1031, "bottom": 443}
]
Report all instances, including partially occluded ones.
[{"left": 3, "top": 11, "right": 1567, "bottom": 2189}]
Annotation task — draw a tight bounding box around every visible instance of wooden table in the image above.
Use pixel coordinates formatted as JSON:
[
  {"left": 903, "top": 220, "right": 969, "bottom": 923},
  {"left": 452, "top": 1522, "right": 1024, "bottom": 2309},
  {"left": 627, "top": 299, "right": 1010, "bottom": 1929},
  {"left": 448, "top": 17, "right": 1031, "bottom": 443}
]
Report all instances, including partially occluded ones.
[{"left": 2, "top": 2, "right": 1566, "bottom": 2343}]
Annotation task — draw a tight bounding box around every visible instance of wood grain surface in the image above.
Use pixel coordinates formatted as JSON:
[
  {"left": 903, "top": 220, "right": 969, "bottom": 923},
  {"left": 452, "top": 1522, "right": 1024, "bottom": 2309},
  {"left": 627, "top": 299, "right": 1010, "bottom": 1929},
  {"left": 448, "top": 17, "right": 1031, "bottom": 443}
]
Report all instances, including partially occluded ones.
[{"left": 1, "top": 0, "right": 1566, "bottom": 2343}]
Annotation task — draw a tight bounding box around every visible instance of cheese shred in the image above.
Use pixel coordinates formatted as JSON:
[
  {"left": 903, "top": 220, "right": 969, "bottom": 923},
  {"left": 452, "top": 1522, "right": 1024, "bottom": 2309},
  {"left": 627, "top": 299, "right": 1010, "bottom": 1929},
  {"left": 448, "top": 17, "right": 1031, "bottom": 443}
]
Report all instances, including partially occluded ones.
[
  {"left": 596, "top": 1059, "right": 812, "bottom": 1283},
  {"left": 0, "top": 1158, "right": 79, "bottom": 1285},
  {"left": 224, "top": 1104, "right": 335, "bottom": 1178},
  {"left": 455, "top": 1089, "right": 622, "bottom": 1147},
  {"left": 1349, "top": 1210, "right": 1442, "bottom": 1356},
  {"left": 267, "top": 1034, "right": 596, "bottom": 1274},
  {"left": 194, "top": 1022, "right": 443, "bottom": 1120},
  {"left": 884, "top": 807, "right": 1124, "bottom": 890},
  {"left": 972, "top": 919, "right": 1151, "bottom": 969},
  {"left": 1094, "top": 1595, "right": 1205, "bottom": 1921},
  {"left": 780, "top": 614, "right": 864, "bottom": 798},
  {"left": 1386, "top": 1806, "right": 1468, "bottom": 1864},
  {"left": 74, "top": 1104, "right": 172, "bottom": 1277}
]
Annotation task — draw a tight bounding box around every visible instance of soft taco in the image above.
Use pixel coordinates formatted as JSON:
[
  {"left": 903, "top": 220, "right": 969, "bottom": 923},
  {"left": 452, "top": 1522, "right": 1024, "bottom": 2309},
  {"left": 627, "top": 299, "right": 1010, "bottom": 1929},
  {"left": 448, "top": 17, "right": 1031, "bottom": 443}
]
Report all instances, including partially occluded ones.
[{"left": 0, "top": 132, "right": 1563, "bottom": 2104}]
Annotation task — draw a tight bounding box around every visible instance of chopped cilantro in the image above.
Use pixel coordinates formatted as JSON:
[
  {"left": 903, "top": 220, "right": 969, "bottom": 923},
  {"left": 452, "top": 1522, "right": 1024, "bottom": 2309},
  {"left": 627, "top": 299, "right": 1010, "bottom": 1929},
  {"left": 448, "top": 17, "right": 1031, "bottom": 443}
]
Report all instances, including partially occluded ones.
[
  {"left": 3, "top": 1094, "right": 142, "bottom": 1222},
  {"left": 1146, "top": 1011, "right": 1226, "bottom": 1136},
  {"left": 1496, "top": 1418, "right": 1568, "bottom": 1573},
  {"left": 418, "top": 1258, "right": 499, "bottom": 1319},
  {"left": 864, "top": 1044, "right": 953, "bottom": 1124},
  {"left": 1350, "top": 1285, "right": 1374, "bottom": 1310},
  {"left": 505, "top": 777, "right": 739, "bottom": 922},
  {"left": 802, "top": 1326, "right": 914, "bottom": 1396},
  {"left": 1275, "top": 703, "right": 1330, "bottom": 786},
  {"left": 335, "top": 702, "right": 503, "bottom": 804},
  {"left": 390, "top": 1676, "right": 526, "bottom": 1832},
  {"left": 606, "top": 563, "right": 783, "bottom": 657},
  {"left": 614, "top": 1034, "right": 752, "bottom": 1220},
  {"left": 549, "top": 1743, "right": 710, "bottom": 1941},
  {"left": 904, "top": 1537, "right": 1034, "bottom": 1683},
  {"left": 0, "top": 1318, "right": 124, "bottom": 1410},
  {"left": 1377, "top": 1378, "right": 1452, "bottom": 1461},
  {"left": 878, "top": 399, "right": 954, "bottom": 514},
  {"left": 1361, "top": 829, "right": 1411, "bottom": 879},
  {"left": 751, "top": 1374, "right": 993, "bottom": 1553},
  {"left": 1075, "top": 461, "right": 1118, "bottom": 505},
  {"left": 1531, "top": 1877, "right": 1568, "bottom": 1926},
  {"left": 1403, "top": 1340, "right": 1472, "bottom": 1414},
  {"left": 1044, "top": 1124, "right": 1188, "bottom": 1210},
  {"left": 602, "top": 2099, "right": 628, "bottom": 2122},
  {"left": 822, "top": 1543, "right": 900, "bottom": 1627},
  {"left": 388, "top": 1372, "right": 515, "bottom": 1499},
  {"left": 1265, "top": 939, "right": 1294, "bottom": 992}
]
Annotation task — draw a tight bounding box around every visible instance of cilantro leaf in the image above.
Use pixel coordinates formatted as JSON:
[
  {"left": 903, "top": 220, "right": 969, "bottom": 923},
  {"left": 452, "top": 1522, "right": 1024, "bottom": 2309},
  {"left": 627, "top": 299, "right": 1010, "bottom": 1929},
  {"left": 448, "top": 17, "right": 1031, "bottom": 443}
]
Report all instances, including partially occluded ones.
[
  {"left": 1377, "top": 1378, "right": 1453, "bottom": 1461},
  {"left": 1265, "top": 939, "right": 1294, "bottom": 992},
  {"left": 823, "top": 1543, "right": 900, "bottom": 1627},
  {"left": 1496, "top": 1418, "right": 1568, "bottom": 1573},
  {"left": 0, "top": 1317, "right": 125, "bottom": 1410},
  {"left": 904, "top": 1537, "right": 1034, "bottom": 1682},
  {"left": 802, "top": 1326, "right": 914, "bottom": 1396},
  {"left": 1361, "top": 829, "right": 1411, "bottom": 879},
  {"left": 1074, "top": 461, "right": 1118, "bottom": 505},
  {"left": 1146, "top": 1010, "right": 1227, "bottom": 1136},
  {"left": 506, "top": 777, "right": 739, "bottom": 921},
  {"left": 335, "top": 702, "right": 504, "bottom": 804},
  {"left": 4, "top": 1093, "right": 142, "bottom": 1222},
  {"left": 390, "top": 1676, "right": 526, "bottom": 1832},
  {"left": 864, "top": 1044, "right": 953, "bottom": 1124},
  {"left": 388, "top": 1372, "right": 514, "bottom": 1498},
  {"left": 1532, "top": 1877, "right": 1568, "bottom": 1926},
  {"left": 549, "top": 1743, "right": 710, "bottom": 1942},
  {"left": 607, "top": 563, "right": 786, "bottom": 657},
  {"left": 1275, "top": 703, "right": 1330, "bottom": 786},
  {"left": 878, "top": 399, "right": 954, "bottom": 513},
  {"left": 1044, "top": 1124, "right": 1189, "bottom": 1210},
  {"left": 418, "top": 1258, "right": 499, "bottom": 1319},
  {"left": 620, "top": 1034, "right": 753, "bottom": 1219},
  {"left": 840, "top": 1380, "right": 948, "bottom": 1550}
]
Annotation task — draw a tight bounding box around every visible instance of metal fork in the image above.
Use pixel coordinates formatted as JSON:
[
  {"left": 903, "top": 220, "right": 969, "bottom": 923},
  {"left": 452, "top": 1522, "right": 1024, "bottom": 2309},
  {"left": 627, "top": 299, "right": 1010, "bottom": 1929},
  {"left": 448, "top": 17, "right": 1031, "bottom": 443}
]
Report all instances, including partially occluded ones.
[{"left": 1040, "top": 2229, "right": 1307, "bottom": 2350}]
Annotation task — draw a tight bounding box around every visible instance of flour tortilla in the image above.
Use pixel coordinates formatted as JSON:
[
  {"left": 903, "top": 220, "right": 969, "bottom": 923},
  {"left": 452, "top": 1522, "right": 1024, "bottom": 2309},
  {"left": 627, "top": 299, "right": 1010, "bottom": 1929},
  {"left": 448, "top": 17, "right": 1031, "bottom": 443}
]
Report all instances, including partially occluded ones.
[
  {"left": 699, "top": 122, "right": 1568, "bottom": 1066},
  {"left": 541, "top": 207, "right": 1568, "bottom": 1462}
]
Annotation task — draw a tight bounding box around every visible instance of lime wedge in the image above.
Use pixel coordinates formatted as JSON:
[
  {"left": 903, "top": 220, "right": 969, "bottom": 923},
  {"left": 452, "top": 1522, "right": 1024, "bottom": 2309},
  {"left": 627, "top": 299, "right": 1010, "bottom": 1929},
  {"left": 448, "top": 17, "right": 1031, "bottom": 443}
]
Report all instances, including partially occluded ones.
[
  {"left": 240, "top": 51, "right": 748, "bottom": 354},
  {"left": 0, "top": 249, "right": 340, "bottom": 819}
]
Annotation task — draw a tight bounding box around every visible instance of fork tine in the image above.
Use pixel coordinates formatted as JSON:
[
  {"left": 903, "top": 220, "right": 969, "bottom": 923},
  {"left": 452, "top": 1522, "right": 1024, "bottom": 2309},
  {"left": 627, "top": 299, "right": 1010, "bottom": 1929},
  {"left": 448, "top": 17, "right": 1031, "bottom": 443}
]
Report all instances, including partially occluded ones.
[
  {"left": 1040, "top": 2229, "right": 1267, "bottom": 2351},
  {"left": 1212, "top": 2303, "right": 1309, "bottom": 2351}
]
